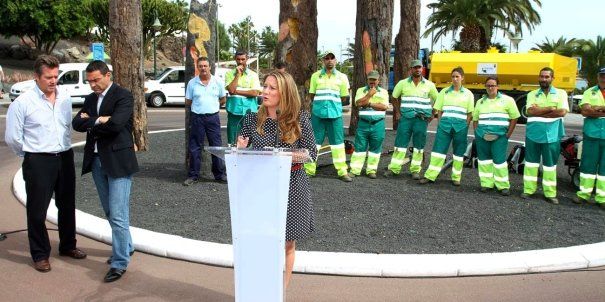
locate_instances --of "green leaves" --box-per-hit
[423,0,542,52]
[227,16,259,56]
[83,0,188,57]
[0,0,93,54]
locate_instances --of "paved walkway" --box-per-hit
[1,119,604,301]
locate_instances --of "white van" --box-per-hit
[9,63,112,105]
[144,66,185,107]
[144,66,231,107]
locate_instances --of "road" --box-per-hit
[1,102,603,301]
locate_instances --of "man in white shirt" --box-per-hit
[183,56,227,185]
[5,55,87,273]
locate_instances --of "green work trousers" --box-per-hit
[350,119,385,175]
[387,117,428,174]
[523,139,560,198]
[577,136,605,203]
[424,126,468,181]
[304,115,348,176]
[475,135,510,190]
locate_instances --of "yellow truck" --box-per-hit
[428,51,578,123]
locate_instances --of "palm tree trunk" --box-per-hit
[351,0,394,135]
[460,25,482,52]
[184,0,217,171]
[109,0,147,151]
[392,0,420,130]
[275,0,318,111]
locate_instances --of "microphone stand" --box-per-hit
[274,109,281,149]
[234,109,252,147]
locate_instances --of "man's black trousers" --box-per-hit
[22,150,77,261]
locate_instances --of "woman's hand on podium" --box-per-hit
[236,135,249,148]
[291,149,310,163]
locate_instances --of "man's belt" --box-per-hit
[360,118,384,125]
[414,113,431,121]
[193,112,219,116]
[25,150,68,156]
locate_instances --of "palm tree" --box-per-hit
[575,36,605,86]
[343,42,355,61]
[532,37,577,57]
[423,0,541,52]
[259,26,277,68]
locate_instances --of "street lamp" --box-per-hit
[152,15,162,78]
[215,3,222,68]
[508,32,522,53]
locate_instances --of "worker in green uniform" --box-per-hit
[419,67,474,185]
[303,51,352,182]
[384,59,438,179]
[225,51,261,145]
[573,67,605,209]
[472,76,520,196]
[349,70,389,179]
[521,67,568,205]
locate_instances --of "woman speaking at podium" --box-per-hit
[237,71,317,287]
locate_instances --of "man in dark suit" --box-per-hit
[72,60,139,283]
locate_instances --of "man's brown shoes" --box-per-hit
[59,248,88,259]
[33,259,51,272]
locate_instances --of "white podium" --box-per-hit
[207,147,311,302]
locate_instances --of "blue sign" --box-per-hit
[573,56,582,71]
[92,43,105,62]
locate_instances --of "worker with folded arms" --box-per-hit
[573,67,605,208]
[521,67,568,205]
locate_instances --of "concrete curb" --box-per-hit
[11,133,605,277]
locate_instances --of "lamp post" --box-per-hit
[215,3,221,69]
[152,15,162,78]
[510,34,522,53]
[507,31,522,53]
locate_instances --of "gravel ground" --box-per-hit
[74,129,605,254]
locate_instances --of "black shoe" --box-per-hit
[215,175,228,183]
[418,178,434,184]
[480,187,492,193]
[520,193,534,200]
[107,250,135,265]
[545,197,559,205]
[383,170,397,178]
[499,189,510,196]
[104,268,126,283]
[182,178,198,186]
[572,196,587,204]
[339,174,353,182]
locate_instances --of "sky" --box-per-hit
[190,0,601,60]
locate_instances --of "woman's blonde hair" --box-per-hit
[256,71,302,144]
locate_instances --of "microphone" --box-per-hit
[235,109,252,146]
[274,109,281,148]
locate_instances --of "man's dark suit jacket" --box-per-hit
[72,83,139,178]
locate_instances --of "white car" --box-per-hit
[9,63,112,105]
[144,66,185,107]
[144,66,230,107]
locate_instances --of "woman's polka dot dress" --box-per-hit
[239,111,317,241]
